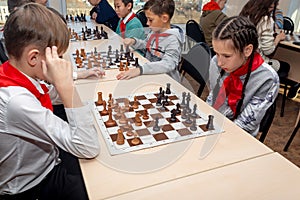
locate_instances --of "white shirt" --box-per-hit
[0,78,100,195]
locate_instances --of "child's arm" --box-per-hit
[42,46,80,108]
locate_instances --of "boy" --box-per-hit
[88,0,120,31]
[116,0,183,82]
[114,0,145,39]
[0,3,100,199]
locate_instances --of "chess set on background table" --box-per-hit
[70,45,141,71]
[89,84,223,155]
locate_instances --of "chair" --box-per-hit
[259,101,277,143]
[180,42,210,97]
[284,109,300,151]
[136,9,148,27]
[283,16,294,35]
[185,19,206,50]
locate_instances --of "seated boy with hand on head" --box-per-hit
[116,0,183,82]
[0,3,99,200]
[114,0,145,39]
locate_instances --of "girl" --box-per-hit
[206,16,279,136]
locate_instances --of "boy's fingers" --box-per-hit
[50,46,59,58]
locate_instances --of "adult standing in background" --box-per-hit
[88,0,120,31]
[200,0,227,47]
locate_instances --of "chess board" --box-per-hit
[89,90,224,155]
[69,25,108,42]
[71,47,138,70]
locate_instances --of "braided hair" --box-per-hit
[212,16,259,119]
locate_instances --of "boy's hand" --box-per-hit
[123,38,136,46]
[77,67,105,79]
[91,12,97,20]
[42,46,73,87]
[116,68,141,80]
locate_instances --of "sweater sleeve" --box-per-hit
[257,17,276,56]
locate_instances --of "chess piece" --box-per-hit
[186,93,191,113]
[87,58,92,69]
[126,127,134,137]
[166,83,171,94]
[133,57,139,67]
[206,115,214,130]
[142,109,149,120]
[132,96,139,109]
[125,61,129,71]
[124,99,130,111]
[175,103,181,115]
[170,109,177,122]
[100,100,109,115]
[96,92,104,105]
[181,92,186,108]
[190,118,197,131]
[163,95,169,106]
[191,104,197,118]
[156,95,162,106]
[153,117,160,131]
[181,108,187,119]
[120,44,124,53]
[131,133,140,145]
[119,61,124,71]
[119,112,127,124]
[105,108,117,127]
[134,113,142,126]
[94,47,97,54]
[185,113,192,124]
[116,129,125,145]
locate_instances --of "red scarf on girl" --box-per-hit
[213,53,264,115]
[120,13,136,38]
[0,61,53,111]
[202,0,221,11]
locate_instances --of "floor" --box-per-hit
[181,73,300,167]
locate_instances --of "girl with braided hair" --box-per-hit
[206,16,279,136]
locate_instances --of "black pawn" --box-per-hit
[134,57,139,67]
[164,95,169,106]
[206,115,214,130]
[156,95,162,106]
[181,92,186,107]
[175,103,181,114]
[191,104,197,118]
[170,109,177,122]
[166,83,171,94]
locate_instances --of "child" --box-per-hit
[88,0,120,31]
[116,0,183,82]
[114,0,145,39]
[0,3,99,199]
[206,16,279,136]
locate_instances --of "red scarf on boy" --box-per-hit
[120,13,136,38]
[0,61,53,111]
[202,0,221,11]
[213,53,264,115]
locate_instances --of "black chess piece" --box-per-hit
[164,96,169,106]
[153,117,160,131]
[120,44,124,53]
[206,115,214,130]
[191,104,197,118]
[175,103,181,115]
[109,57,114,66]
[133,57,139,67]
[82,32,87,41]
[166,83,171,94]
[94,47,97,54]
[156,95,162,106]
[115,50,120,62]
[186,94,191,113]
[190,119,197,131]
[170,109,177,122]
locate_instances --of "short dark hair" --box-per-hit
[4,3,69,60]
[122,0,133,8]
[144,0,175,19]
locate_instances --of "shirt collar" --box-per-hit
[122,11,134,24]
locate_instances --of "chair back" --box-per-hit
[185,19,206,49]
[136,9,148,27]
[180,42,210,97]
[259,101,277,142]
[283,16,294,35]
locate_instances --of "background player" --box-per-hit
[114,0,145,40]
[116,0,183,82]
[206,16,279,136]
[88,0,120,31]
[0,3,100,199]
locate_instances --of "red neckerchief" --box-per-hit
[202,1,221,11]
[120,13,136,38]
[0,61,53,111]
[146,32,170,53]
[213,53,264,115]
